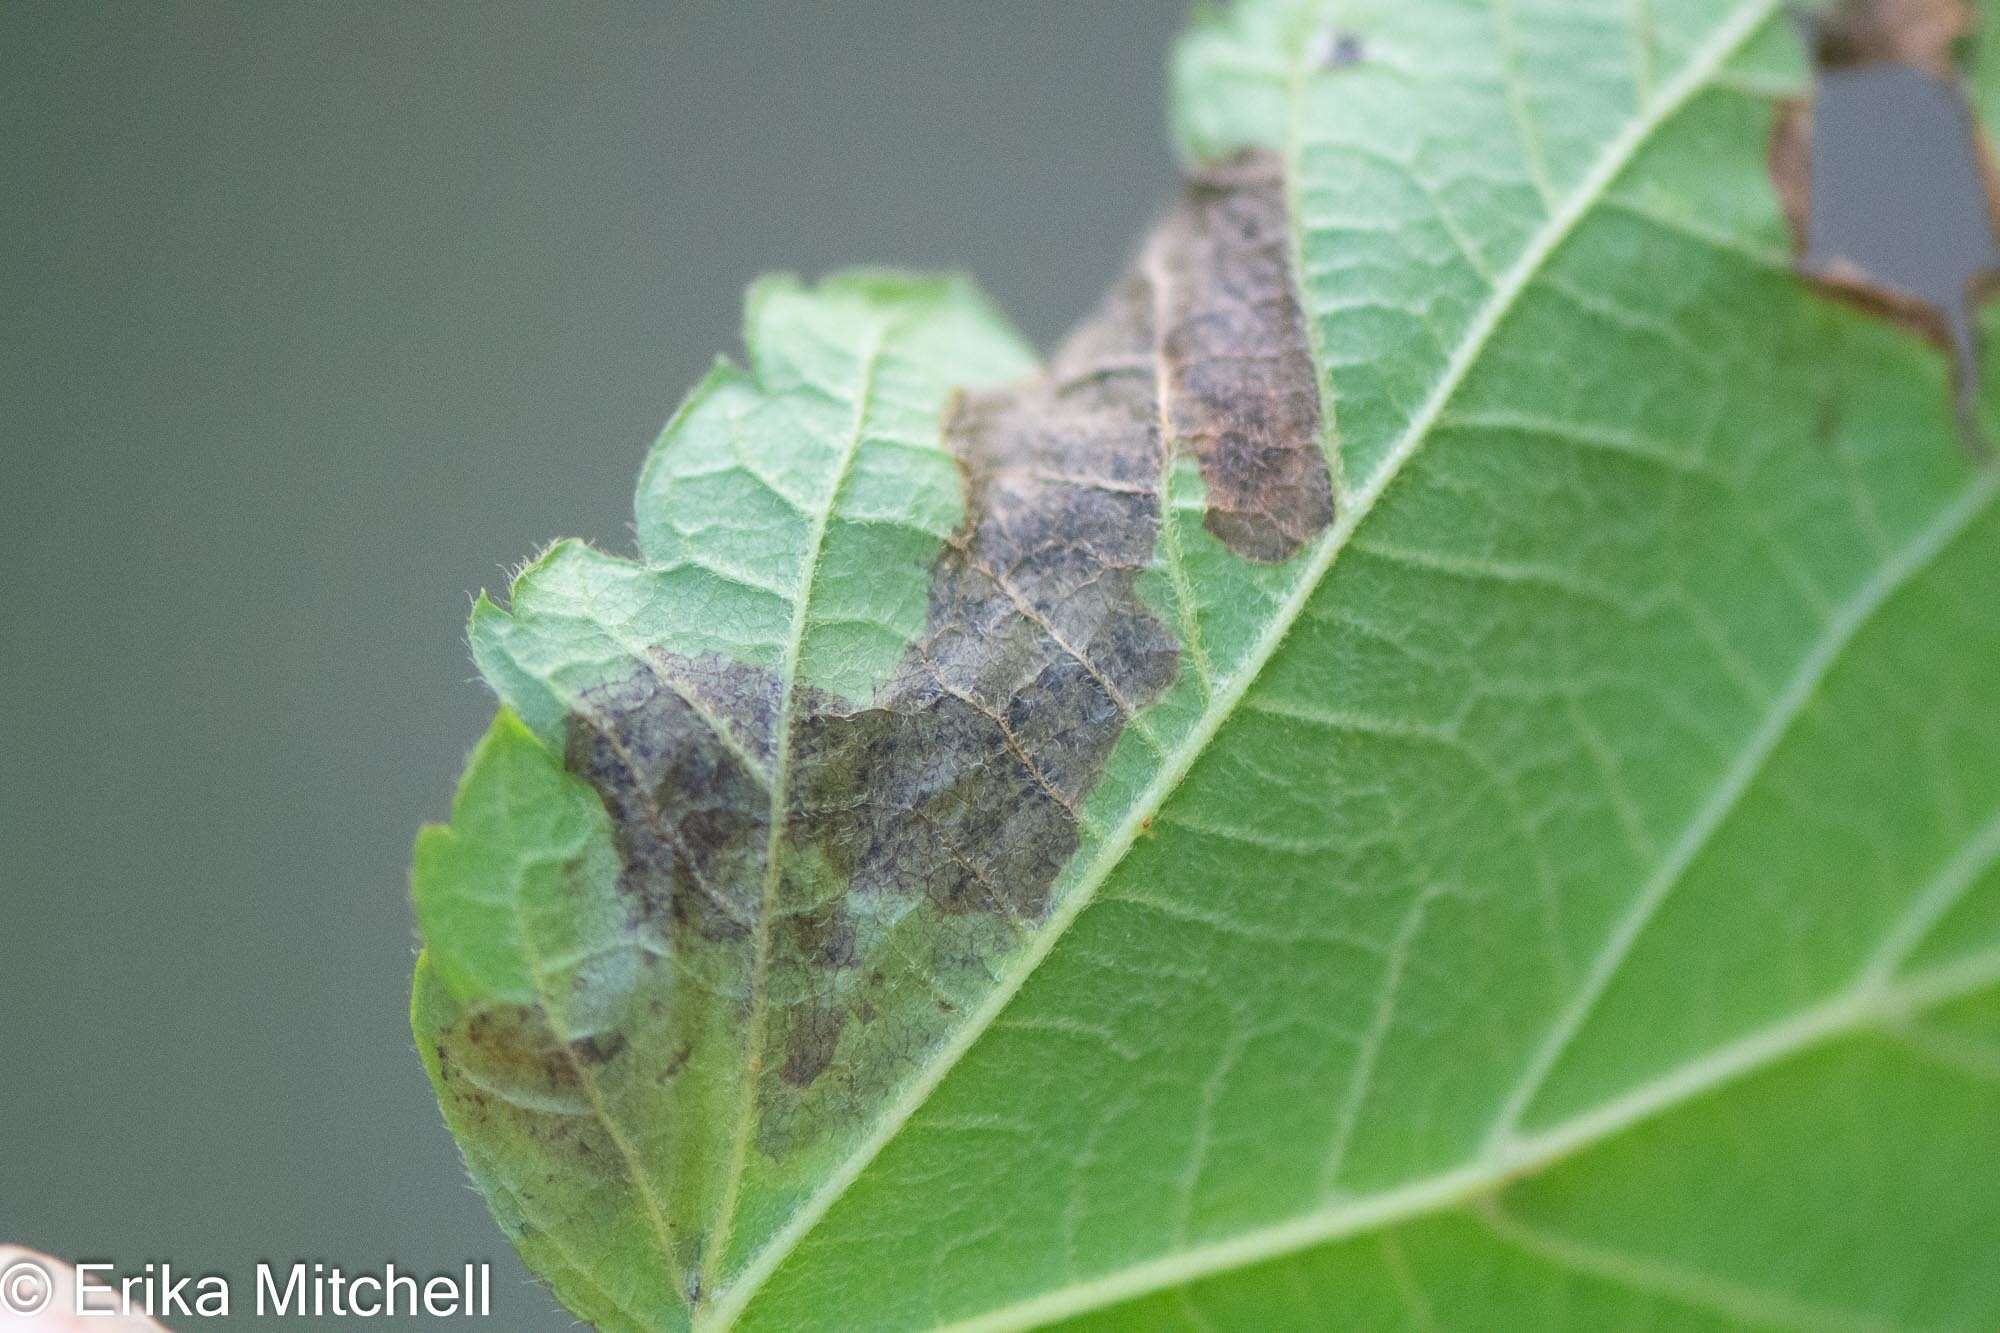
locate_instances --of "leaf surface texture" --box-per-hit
[414,4,2000,1328]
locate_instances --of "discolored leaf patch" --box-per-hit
[1151,150,1333,562]
[416,145,1333,1322]
[540,145,1330,1124]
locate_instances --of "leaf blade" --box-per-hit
[417,2,2000,1328]
[731,2,2000,1326]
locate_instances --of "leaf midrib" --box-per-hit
[706,1,1822,1324]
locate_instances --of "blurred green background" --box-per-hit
[0,3,1179,1324]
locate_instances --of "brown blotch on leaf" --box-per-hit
[789,296,1182,918]
[546,153,1337,1107]
[1150,150,1334,562]
[447,1004,610,1104]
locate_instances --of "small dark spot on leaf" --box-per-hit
[1309,27,1367,71]
[460,1005,583,1094]
[569,1031,627,1067]
[778,903,857,971]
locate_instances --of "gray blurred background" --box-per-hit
[1,3,1181,1324]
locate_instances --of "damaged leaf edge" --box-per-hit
[1774,0,2000,447]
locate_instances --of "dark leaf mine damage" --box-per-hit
[1771,0,2000,443]
[1152,151,1335,561]
[430,149,1331,1290]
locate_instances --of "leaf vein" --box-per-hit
[1487,468,2000,1150]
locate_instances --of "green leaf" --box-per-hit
[415,3,2000,1329]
